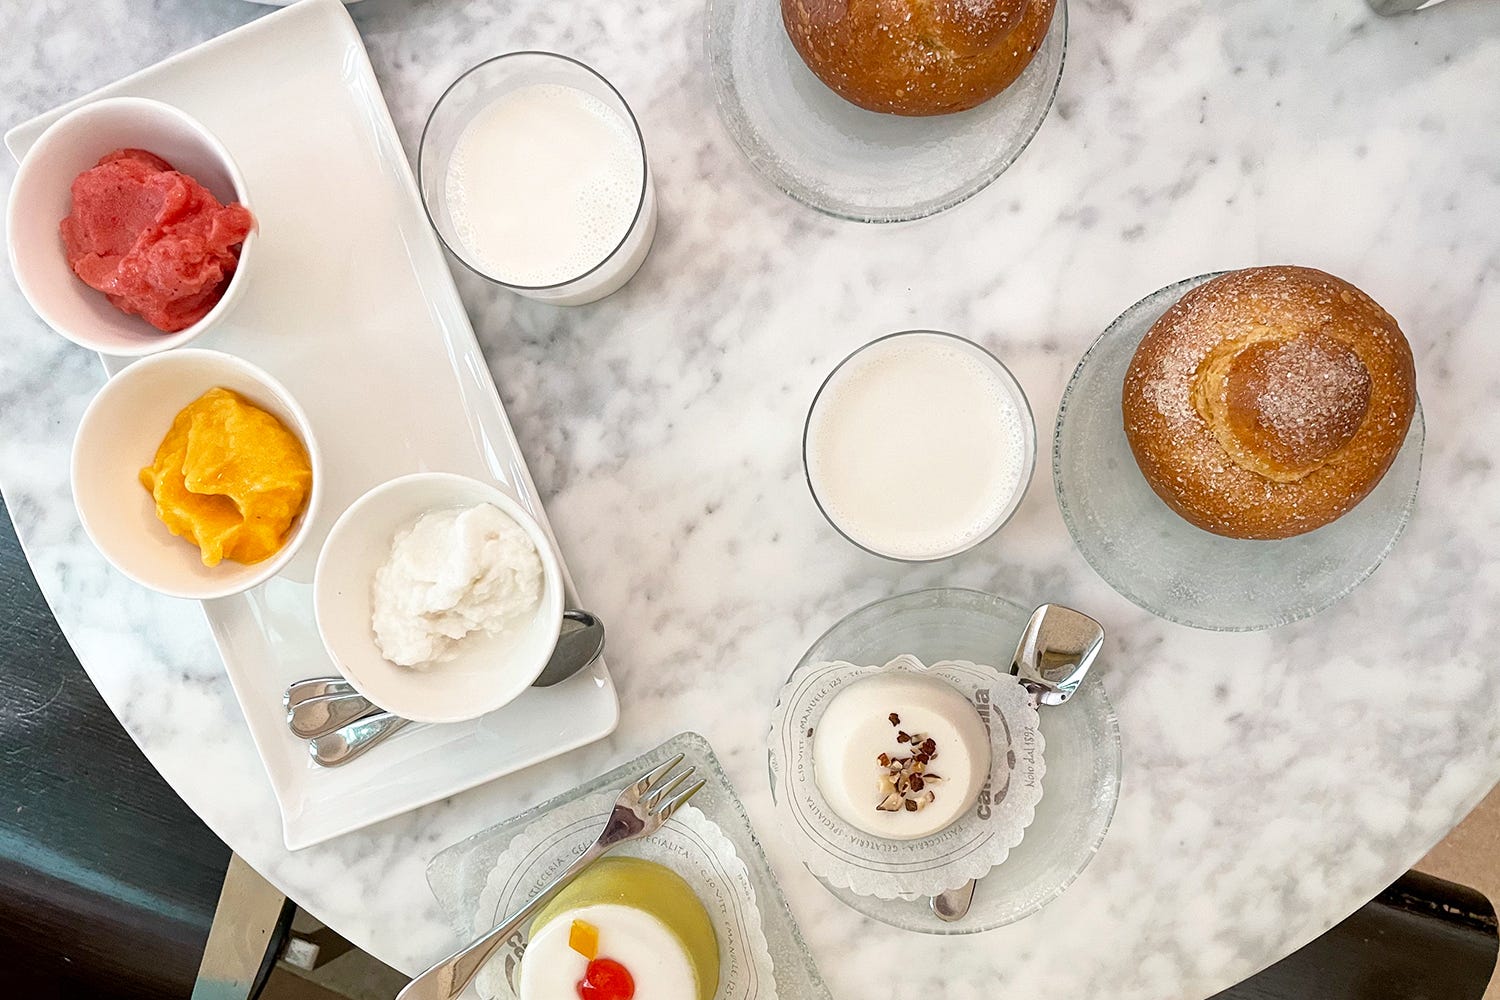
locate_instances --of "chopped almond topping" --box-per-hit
[873,720,945,814]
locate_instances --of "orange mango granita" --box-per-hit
[568,919,600,960]
[139,387,312,566]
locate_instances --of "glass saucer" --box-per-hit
[428,733,835,999]
[1053,273,1425,632]
[706,0,1067,222]
[770,588,1122,934]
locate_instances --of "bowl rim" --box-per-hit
[69,347,323,600]
[312,471,566,724]
[6,95,258,357]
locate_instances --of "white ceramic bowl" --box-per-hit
[313,473,565,725]
[7,96,257,356]
[71,348,322,599]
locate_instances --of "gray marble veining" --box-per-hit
[3,1,1500,998]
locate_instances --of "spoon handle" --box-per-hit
[288,691,379,738]
[930,880,976,922]
[284,677,356,710]
[309,712,409,767]
[932,603,1106,922]
[296,608,605,766]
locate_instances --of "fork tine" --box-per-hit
[645,765,696,811]
[654,778,706,821]
[631,752,685,799]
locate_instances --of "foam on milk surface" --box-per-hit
[445,84,641,286]
[807,336,1028,559]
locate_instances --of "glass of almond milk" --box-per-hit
[418,52,656,306]
[804,331,1037,561]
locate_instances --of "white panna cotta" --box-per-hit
[516,858,719,1000]
[813,672,990,840]
[520,905,698,1000]
[370,503,543,668]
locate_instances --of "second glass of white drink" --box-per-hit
[804,331,1037,561]
[418,52,656,306]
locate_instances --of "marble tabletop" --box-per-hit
[3,0,1500,997]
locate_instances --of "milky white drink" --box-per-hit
[445,82,656,304]
[805,333,1033,560]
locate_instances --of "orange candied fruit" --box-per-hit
[568,919,599,961]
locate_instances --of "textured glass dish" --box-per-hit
[772,588,1121,934]
[1053,273,1425,632]
[428,732,833,1000]
[706,0,1067,222]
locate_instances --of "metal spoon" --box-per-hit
[284,677,355,710]
[285,610,605,739]
[930,603,1106,923]
[288,690,376,738]
[534,609,608,687]
[1010,604,1105,707]
[305,609,605,768]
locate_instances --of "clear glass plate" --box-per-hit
[1053,274,1425,632]
[706,0,1068,223]
[427,732,834,1000]
[770,588,1121,934]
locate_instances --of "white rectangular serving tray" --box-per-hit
[6,0,619,850]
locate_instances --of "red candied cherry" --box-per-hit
[577,957,634,1000]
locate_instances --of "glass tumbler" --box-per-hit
[418,52,657,306]
[803,330,1038,562]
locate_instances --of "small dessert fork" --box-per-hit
[395,753,705,1000]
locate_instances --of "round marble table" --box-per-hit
[3,2,1499,998]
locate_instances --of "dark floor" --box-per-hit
[1214,872,1497,1000]
[0,494,230,999]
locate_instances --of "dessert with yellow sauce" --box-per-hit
[519,858,719,1000]
[139,387,312,566]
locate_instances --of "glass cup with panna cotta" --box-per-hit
[418,52,656,306]
[803,330,1038,561]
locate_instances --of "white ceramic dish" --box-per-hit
[5,0,619,850]
[315,473,565,725]
[71,348,321,600]
[6,97,256,356]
